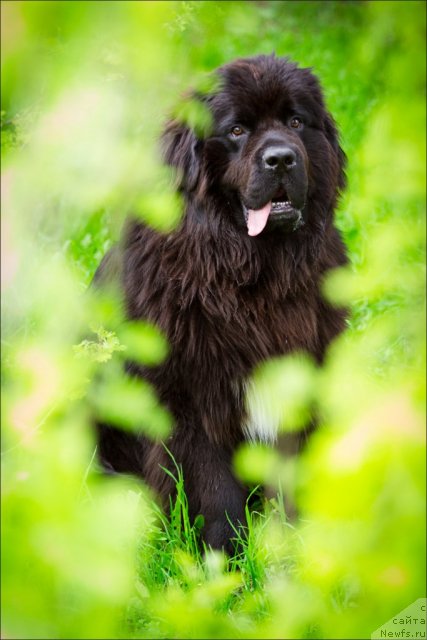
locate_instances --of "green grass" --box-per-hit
[128,474,297,638]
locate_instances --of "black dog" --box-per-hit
[95,55,348,555]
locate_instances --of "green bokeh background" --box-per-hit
[1,2,425,639]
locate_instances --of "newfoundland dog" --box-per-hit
[95,54,348,555]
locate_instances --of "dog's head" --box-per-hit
[161,54,346,237]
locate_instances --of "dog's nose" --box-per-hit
[262,146,297,171]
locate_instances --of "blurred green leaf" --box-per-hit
[234,443,282,485]
[172,95,213,138]
[248,354,316,432]
[118,320,169,366]
[134,190,184,233]
[91,369,172,439]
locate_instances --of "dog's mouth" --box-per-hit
[243,187,305,237]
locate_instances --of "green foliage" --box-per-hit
[117,321,169,367]
[247,354,317,433]
[172,94,214,138]
[1,1,425,639]
[74,327,126,364]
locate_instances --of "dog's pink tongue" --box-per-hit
[246,202,272,236]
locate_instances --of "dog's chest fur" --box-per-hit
[122,221,345,447]
[236,380,281,443]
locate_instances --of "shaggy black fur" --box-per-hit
[95,55,348,555]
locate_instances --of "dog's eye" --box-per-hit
[230,125,245,137]
[290,116,303,129]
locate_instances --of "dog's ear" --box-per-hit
[160,120,202,192]
[324,113,347,191]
